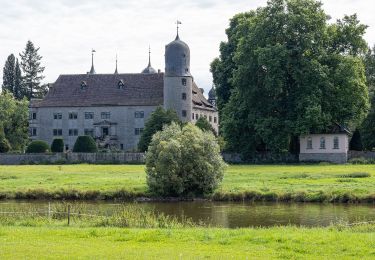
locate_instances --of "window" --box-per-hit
[29,128,37,136]
[53,113,62,120]
[69,112,78,119]
[182,78,187,86]
[85,112,94,119]
[120,144,124,150]
[118,80,125,89]
[192,113,194,120]
[84,129,94,137]
[134,111,144,118]
[320,137,326,149]
[80,81,87,90]
[29,112,37,120]
[214,117,217,123]
[209,116,212,122]
[135,128,144,135]
[196,114,199,119]
[182,93,187,100]
[65,145,69,151]
[182,110,187,117]
[69,129,78,136]
[101,112,110,119]
[307,137,313,149]
[53,129,62,136]
[333,136,339,149]
[204,114,207,119]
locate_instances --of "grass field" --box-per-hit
[0,225,374,259]
[1,164,375,202]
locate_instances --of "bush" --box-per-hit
[26,140,49,153]
[0,137,11,153]
[195,117,217,136]
[73,136,98,153]
[51,138,64,153]
[146,122,226,197]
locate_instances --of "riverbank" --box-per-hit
[1,164,375,202]
[0,224,374,259]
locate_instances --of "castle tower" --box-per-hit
[164,22,192,122]
[208,85,217,106]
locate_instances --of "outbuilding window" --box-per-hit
[85,112,94,119]
[69,112,78,120]
[307,137,313,149]
[320,137,326,149]
[53,113,62,120]
[101,112,110,119]
[333,136,339,149]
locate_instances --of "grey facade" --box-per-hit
[29,33,219,151]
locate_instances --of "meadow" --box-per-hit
[0,164,375,202]
[0,225,374,259]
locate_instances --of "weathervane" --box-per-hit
[90,49,96,74]
[175,20,182,39]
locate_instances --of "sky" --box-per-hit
[0,0,374,95]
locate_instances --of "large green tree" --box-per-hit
[2,54,16,94]
[213,0,369,156]
[0,92,29,151]
[19,41,46,99]
[138,107,180,152]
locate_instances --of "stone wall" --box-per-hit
[299,153,347,164]
[0,153,145,165]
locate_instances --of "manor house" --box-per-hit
[29,30,218,151]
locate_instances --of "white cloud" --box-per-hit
[0,0,374,94]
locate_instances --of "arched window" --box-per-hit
[333,136,339,149]
[320,137,326,149]
[307,137,313,149]
[118,80,125,89]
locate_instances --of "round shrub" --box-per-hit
[0,137,11,153]
[26,140,49,153]
[73,136,98,153]
[51,138,64,153]
[146,122,226,197]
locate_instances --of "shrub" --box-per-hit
[338,172,371,178]
[0,137,11,153]
[195,117,217,136]
[146,122,226,197]
[26,140,49,153]
[73,136,98,153]
[138,107,180,152]
[51,138,64,153]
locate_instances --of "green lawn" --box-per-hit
[0,225,374,259]
[1,164,375,201]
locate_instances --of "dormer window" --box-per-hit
[118,80,125,89]
[80,81,87,90]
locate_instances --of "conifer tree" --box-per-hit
[19,41,45,99]
[14,59,24,100]
[2,54,16,94]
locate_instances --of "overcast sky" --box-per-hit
[0,0,374,95]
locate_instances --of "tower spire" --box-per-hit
[148,46,151,67]
[90,49,96,74]
[114,54,118,74]
[175,20,182,40]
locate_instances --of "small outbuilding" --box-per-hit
[299,123,350,164]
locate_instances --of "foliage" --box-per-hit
[0,92,29,151]
[26,140,49,153]
[0,136,11,153]
[51,138,64,153]
[146,123,226,196]
[2,54,16,94]
[19,40,46,99]
[73,136,98,153]
[195,117,217,136]
[212,0,369,156]
[138,107,180,152]
[349,129,363,151]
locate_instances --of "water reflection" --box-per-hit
[1,200,374,228]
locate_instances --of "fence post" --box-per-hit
[67,205,71,226]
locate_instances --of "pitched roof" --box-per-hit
[31,73,217,112]
[32,73,164,107]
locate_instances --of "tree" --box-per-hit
[0,134,11,153]
[73,136,98,153]
[26,140,49,153]
[146,123,226,197]
[349,129,363,151]
[19,41,46,99]
[0,92,28,151]
[138,107,180,152]
[213,0,369,156]
[2,54,16,94]
[195,117,217,136]
[51,138,64,153]
[14,59,25,100]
